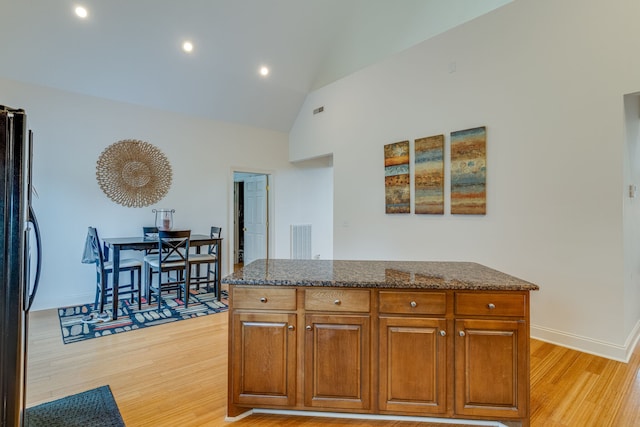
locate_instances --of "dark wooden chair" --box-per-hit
[189,226,221,298]
[142,226,159,253]
[144,230,191,310]
[85,227,142,314]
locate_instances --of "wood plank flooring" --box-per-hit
[26,307,640,426]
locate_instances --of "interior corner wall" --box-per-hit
[623,92,640,350]
[273,156,334,261]
[289,0,640,360]
[0,77,333,311]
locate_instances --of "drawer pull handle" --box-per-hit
[488,303,496,309]
[459,330,466,337]
[288,325,295,331]
[306,325,312,331]
[410,301,417,308]
[334,299,341,305]
[260,297,268,303]
[440,330,446,337]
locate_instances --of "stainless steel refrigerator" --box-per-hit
[0,106,42,426]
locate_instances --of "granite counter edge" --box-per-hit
[221,279,539,291]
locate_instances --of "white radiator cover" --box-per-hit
[290,224,312,259]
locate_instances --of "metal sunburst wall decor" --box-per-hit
[96,139,172,208]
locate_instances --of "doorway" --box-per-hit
[233,171,270,271]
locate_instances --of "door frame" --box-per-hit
[228,167,274,274]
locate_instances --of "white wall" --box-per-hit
[273,155,334,260]
[290,0,640,360]
[624,93,640,346]
[0,77,333,311]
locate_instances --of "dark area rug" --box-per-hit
[58,288,228,344]
[26,385,125,427]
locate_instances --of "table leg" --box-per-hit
[112,246,120,320]
[217,241,222,301]
[196,245,202,290]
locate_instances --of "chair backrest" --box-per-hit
[157,230,191,264]
[143,226,160,254]
[85,226,106,273]
[143,226,159,236]
[209,226,222,255]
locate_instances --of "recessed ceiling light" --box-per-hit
[182,41,194,53]
[259,66,270,77]
[74,6,88,18]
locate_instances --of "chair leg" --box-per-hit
[94,271,100,310]
[100,271,108,314]
[204,264,211,293]
[157,277,162,311]
[184,268,190,308]
[136,267,142,310]
[144,263,151,304]
[130,269,135,305]
[213,265,218,299]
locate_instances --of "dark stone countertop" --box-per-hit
[222,259,539,291]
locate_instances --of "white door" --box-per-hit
[243,174,268,264]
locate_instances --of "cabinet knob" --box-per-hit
[260,297,268,303]
[459,330,466,337]
[334,299,341,305]
[440,330,446,337]
[410,301,417,308]
[306,325,312,331]
[288,325,295,331]
[488,303,496,309]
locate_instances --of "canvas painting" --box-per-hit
[414,134,444,214]
[450,126,486,215]
[384,140,410,213]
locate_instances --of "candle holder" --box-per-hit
[153,208,175,231]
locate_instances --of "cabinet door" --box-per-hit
[455,318,528,419]
[231,312,296,407]
[304,314,370,410]
[379,317,448,415]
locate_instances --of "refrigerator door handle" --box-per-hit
[25,205,41,312]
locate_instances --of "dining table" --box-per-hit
[102,234,223,319]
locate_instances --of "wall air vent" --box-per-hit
[290,224,312,259]
[313,106,324,115]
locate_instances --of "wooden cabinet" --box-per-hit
[378,290,448,415]
[454,292,529,421]
[304,313,370,410]
[228,287,297,413]
[304,288,371,410]
[454,318,527,419]
[379,316,447,414]
[228,286,531,426]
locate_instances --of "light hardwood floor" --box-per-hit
[26,306,640,427]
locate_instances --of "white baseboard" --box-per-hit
[244,409,509,426]
[225,409,254,422]
[30,292,94,312]
[531,320,640,362]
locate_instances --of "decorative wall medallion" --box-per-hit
[96,139,172,208]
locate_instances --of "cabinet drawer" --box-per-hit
[232,287,297,310]
[379,291,447,315]
[305,288,370,312]
[455,292,526,317]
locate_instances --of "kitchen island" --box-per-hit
[223,259,539,426]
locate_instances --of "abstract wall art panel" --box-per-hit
[414,134,444,214]
[450,126,486,215]
[384,140,410,213]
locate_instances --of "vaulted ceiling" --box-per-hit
[0,0,511,132]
